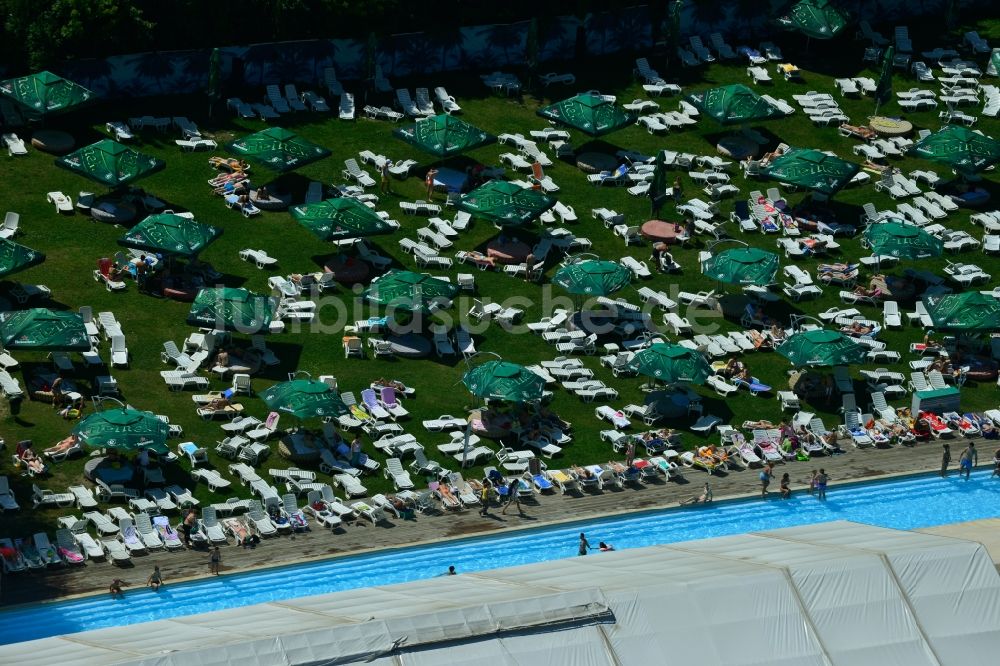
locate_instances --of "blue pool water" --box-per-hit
[2,470,998,645]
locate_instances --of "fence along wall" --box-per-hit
[52,1,985,99]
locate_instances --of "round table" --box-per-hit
[576,152,617,174]
[716,136,758,160]
[641,219,685,244]
[868,116,913,136]
[486,239,531,264]
[324,255,371,284]
[31,130,74,154]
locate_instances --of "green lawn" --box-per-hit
[2,23,1000,537]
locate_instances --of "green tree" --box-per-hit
[0,0,153,70]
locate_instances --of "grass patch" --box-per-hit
[2,24,999,536]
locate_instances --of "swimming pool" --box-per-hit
[2,470,998,645]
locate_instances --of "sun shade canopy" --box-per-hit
[0,308,91,351]
[187,288,274,334]
[923,292,1000,331]
[862,221,943,259]
[458,181,555,227]
[536,93,635,136]
[761,147,860,196]
[908,125,1000,175]
[777,0,849,40]
[73,408,170,454]
[776,328,869,367]
[260,379,349,420]
[118,214,222,258]
[625,343,712,384]
[462,360,545,402]
[0,238,44,280]
[552,259,632,296]
[55,139,164,188]
[363,270,459,313]
[227,127,331,172]
[687,84,787,125]
[394,114,495,157]
[0,70,93,117]
[701,247,779,286]
[291,198,395,241]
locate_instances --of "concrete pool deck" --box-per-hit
[3,437,997,606]
[920,518,1000,565]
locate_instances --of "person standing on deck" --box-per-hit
[960,443,978,480]
[760,464,773,497]
[941,443,951,477]
[815,469,828,500]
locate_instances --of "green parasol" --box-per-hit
[207,48,222,115]
[0,308,91,351]
[625,343,712,385]
[687,84,787,125]
[462,360,545,402]
[777,0,849,40]
[0,70,94,118]
[291,198,395,242]
[665,0,683,59]
[776,329,868,367]
[552,259,632,296]
[649,149,668,204]
[0,238,45,280]
[363,269,459,313]
[260,379,348,420]
[536,93,635,136]
[118,213,222,259]
[227,127,330,172]
[187,288,274,334]
[458,180,555,227]
[73,407,170,454]
[908,125,1000,176]
[923,292,1000,331]
[874,46,894,111]
[862,221,942,259]
[761,147,860,196]
[394,114,495,158]
[55,139,164,188]
[701,247,779,286]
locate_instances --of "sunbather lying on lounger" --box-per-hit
[698,445,729,465]
[841,321,874,336]
[840,124,877,140]
[436,483,461,508]
[205,397,232,411]
[209,156,250,172]
[572,464,594,481]
[44,435,78,458]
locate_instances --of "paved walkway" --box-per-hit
[919,518,1000,565]
[4,438,993,605]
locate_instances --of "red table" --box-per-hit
[641,219,685,244]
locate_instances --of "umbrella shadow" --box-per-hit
[261,172,313,202]
[249,340,304,380]
[702,128,782,155]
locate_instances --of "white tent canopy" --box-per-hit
[5,521,1000,665]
